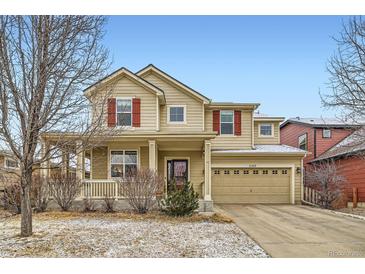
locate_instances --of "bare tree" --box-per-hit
[305,161,346,209]
[120,168,164,214]
[49,173,81,211]
[0,16,110,236]
[322,16,365,124]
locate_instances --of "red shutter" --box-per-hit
[132,98,141,127]
[234,110,241,136]
[107,98,116,127]
[213,110,220,134]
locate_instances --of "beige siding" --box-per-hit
[205,109,253,150]
[92,75,158,131]
[254,121,280,145]
[91,147,108,179]
[141,73,204,132]
[158,151,204,197]
[211,156,302,203]
[140,146,149,169]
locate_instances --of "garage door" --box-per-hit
[212,168,291,204]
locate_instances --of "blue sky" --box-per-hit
[104,16,349,118]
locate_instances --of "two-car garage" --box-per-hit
[212,168,292,204]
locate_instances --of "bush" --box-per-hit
[1,182,21,214]
[49,174,81,211]
[31,175,50,212]
[82,198,96,212]
[103,195,115,213]
[120,168,164,214]
[159,180,199,217]
[305,161,346,209]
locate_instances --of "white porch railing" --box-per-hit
[81,180,124,199]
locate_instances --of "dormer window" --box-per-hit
[168,105,186,123]
[220,110,234,135]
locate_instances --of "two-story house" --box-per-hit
[41,65,306,211]
[280,117,359,166]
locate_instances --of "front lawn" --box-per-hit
[0,210,268,258]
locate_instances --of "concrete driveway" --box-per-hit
[216,204,365,258]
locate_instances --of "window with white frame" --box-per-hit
[220,110,234,135]
[116,99,132,126]
[110,150,137,178]
[5,159,19,169]
[259,123,273,137]
[168,106,185,123]
[323,129,331,138]
[298,133,308,150]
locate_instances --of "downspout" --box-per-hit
[313,127,317,159]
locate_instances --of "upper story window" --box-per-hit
[220,110,234,135]
[110,150,137,178]
[322,129,331,138]
[5,159,19,169]
[168,105,186,123]
[298,133,308,150]
[117,99,132,126]
[259,123,273,137]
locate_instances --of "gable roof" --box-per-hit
[311,128,365,162]
[136,64,211,103]
[280,117,363,129]
[83,67,166,104]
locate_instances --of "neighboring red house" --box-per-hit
[280,117,365,207]
[280,117,357,166]
[311,129,365,207]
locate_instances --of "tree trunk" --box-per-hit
[20,171,33,237]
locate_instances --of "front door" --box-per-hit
[167,159,188,190]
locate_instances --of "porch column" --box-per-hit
[148,140,158,171]
[204,140,212,201]
[40,138,50,180]
[76,141,84,181]
[61,149,69,176]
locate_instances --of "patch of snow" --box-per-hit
[0,214,268,258]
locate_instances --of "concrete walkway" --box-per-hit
[216,204,365,258]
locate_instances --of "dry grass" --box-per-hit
[2,209,233,223]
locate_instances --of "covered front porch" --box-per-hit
[40,133,214,208]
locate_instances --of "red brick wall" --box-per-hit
[315,128,353,156]
[280,123,315,165]
[334,156,365,203]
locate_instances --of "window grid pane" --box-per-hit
[221,123,233,134]
[110,150,138,178]
[169,107,184,122]
[116,99,132,126]
[220,111,234,134]
[260,124,272,136]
